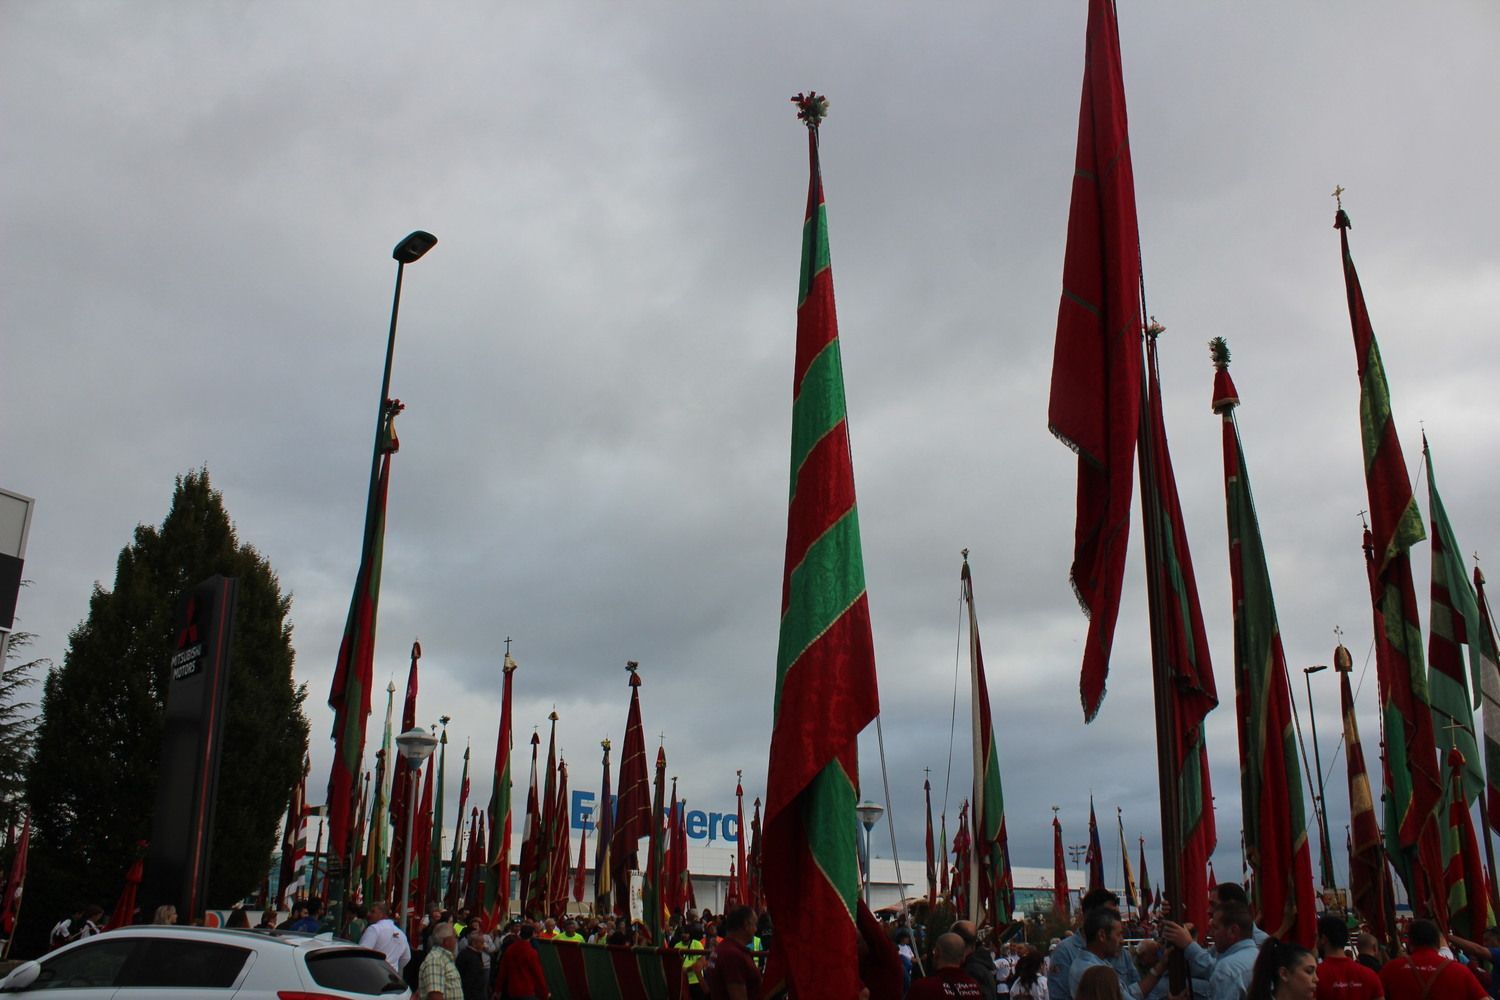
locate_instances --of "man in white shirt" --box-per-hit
[359,900,412,974]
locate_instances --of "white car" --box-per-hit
[0,924,412,999]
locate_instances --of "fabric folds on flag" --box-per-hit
[364,683,395,903]
[611,665,650,917]
[548,760,571,918]
[1144,327,1218,932]
[1477,569,1500,832]
[538,715,559,917]
[485,652,517,922]
[643,748,667,944]
[1138,837,1153,919]
[1118,811,1138,914]
[1052,813,1068,917]
[0,812,29,937]
[429,731,448,909]
[962,554,1014,924]
[950,803,971,919]
[764,93,880,1000]
[327,400,402,860]
[1444,749,1494,939]
[1211,340,1317,946]
[1337,208,1444,919]
[594,741,613,915]
[1085,798,1105,896]
[279,758,309,907]
[388,642,420,905]
[1337,644,1393,948]
[519,732,541,917]
[1048,0,1146,722]
[924,778,937,908]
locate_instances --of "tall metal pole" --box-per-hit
[1303,665,1337,890]
[401,763,418,939]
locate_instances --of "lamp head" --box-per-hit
[396,727,439,768]
[393,231,437,264]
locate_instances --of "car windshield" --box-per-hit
[304,949,408,995]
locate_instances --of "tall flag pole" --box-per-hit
[388,642,420,904]
[326,399,403,870]
[1424,437,1485,799]
[279,756,309,907]
[365,681,395,902]
[414,752,435,910]
[573,816,588,905]
[734,771,747,910]
[429,723,449,908]
[519,731,541,917]
[644,747,668,944]
[538,713,559,916]
[1142,323,1218,934]
[748,796,763,910]
[1051,809,1068,918]
[763,92,881,1000]
[1085,798,1106,896]
[951,802,971,918]
[548,759,571,917]
[594,739,613,915]
[1047,0,1146,724]
[0,811,29,954]
[1476,565,1500,912]
[962,552,1014,924]
[611,663,650,917]
[485,649,518,923]
[1210,338,1317,946]
[938,812,949,901]
[1336,642,1394,949]
[445,741,471,910]
[1119,808,1139,915]
[924,775,938,908]
[1138,836,1153,921]
[664,776,684,917]
[1335,199,1445,920]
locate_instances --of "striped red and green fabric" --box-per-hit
[1211,343,1316,947]
[1137,836,1153,919]
[1444,749,1495,938]
[1085,799,1105,896]
[595,741,614,914]
[961,554,1014,924]
[1424,437,1484,800]
[485,652,517,922]
[537,715,559,916]
[533,939,687,1000]
[1337,646,1392,949]
[924,778,937,908]
[519,732,542,916]
[1119,811,1137,913]
[1048,0,1146,722]
[278,758,308,907]
[445,744,471,910]
[764,94,880,1000]
[1145,330,1217,932]
[549,760,572,917]
[1336,209,1444,919]
[1476,569,1500,831]
[611,666,650,918]
[387,642,420,906]
[363,684,394,903]
[327,401,401,862]
[664,778,684,915]
[1052,814,1068,917]
[429,731,448,908]
[950,802,971,918]
[643,747,667,944]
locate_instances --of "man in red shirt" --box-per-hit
[494,923,550,1000]
[704,906,763,1000]
[1378,919,1485,1000]
[1314,914,1382,999]
[907,932,984,1000]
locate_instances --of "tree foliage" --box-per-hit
[0,627,44,809]
[21,469,309,952]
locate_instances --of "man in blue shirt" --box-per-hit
[1068,907,1172,1000]
[1049,889,1148,1000]
[1178,903,1257,1000]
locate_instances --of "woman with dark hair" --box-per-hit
[1246,938,1317,1000]
[1010,947,1047,999]
[1074,965,1123,1000]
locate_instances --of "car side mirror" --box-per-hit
[0,961,40,991]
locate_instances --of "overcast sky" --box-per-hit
[4,2,1498,890]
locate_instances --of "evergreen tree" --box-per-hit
[0,628,43,809]
[22,469,308,951]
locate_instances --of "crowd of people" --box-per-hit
[892,884,1499,1000]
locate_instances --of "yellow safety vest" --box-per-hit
[676,939,707,983]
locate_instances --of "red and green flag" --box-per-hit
[485,651,518,922]
[1118,809,1138,914]
[1336,642,1394,949]
[363,682,395,903]
[538,713,559,916]
[610,664,650,917]
[429,729,448,908]
[548,759,571,918]
[594,740,614,914]
[572,818,588,905]
[734,772,747,909]
[747,796,763,910]
[1048,0,1146,722]
[961,553,1014,924]
[1144,326,1217,932]
[763,92,880,1000]
[950,802,971,918]
[1211,338,1317,946]
[387,641,420,905]
[664,777,683,916]
[278,756,309,907]
[1477,569,1500,831]
[1444,748,1495,938]
[643,747,667,944]
[327,400,402,862]
[0,812,29,937]
[445,742,470,910]
[519,731,542,917]
[1424,436,1484,799]
[1052,812,1068,918]
[1137,836,1153,919]
[1085,798,1106,896]
[1336,206,1445,919]
[924,777,937,908]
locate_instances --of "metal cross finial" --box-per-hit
[658,731,666,748]
[439,715,451,728]
[1333,185,1345,209]
[961,547,969,560]
[1358,509,1369,530]
[504,636,512,655]
[1334,625,1344,641]
[923,766,931,779]
[1051,805,1060,816]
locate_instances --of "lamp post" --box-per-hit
[396,727,438,938]
[368,231,437,491]
[856,801,884,905]
[1303,664,1336,890]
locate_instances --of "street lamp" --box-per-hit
[370,231,437,474]
[1303,664,1336,890]
[856,801,885,905]
[396,727,438,937]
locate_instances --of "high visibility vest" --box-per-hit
[676,939,707,983]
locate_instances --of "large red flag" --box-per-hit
[518,732,541,917]
[279,757,309,907]
[610,663,650,916]
[0,812,29,939]
[548,760,571,918]
[387,641,420,904]
[1211,340,1317,946]
[747,796,763,910]
[1336,205,1444,919]
[763,93,880,1000]
[108,840,149,930]
[1052,813,1069,918]
[572,820,588,905]
[1444,749,1494,938]
[537,714,559,916]
[1048,0,1146,722]
[1085,799,1106,896]
[412,755,435,917]
[1337,643,1394,948]
[327,401,402,860]
[924,778,937,908]
[485,650,517,923]
[734,772,747,911]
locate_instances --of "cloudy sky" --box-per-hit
[4,2,1498,890]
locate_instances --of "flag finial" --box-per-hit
[791,91,829,129]
[1333,187,1351,230]
[1147,316,1165,339]
[626,660,641,687]
[1332,185,1345,210]
[1210,338,1239,414]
